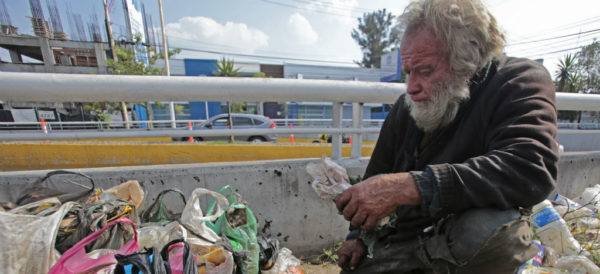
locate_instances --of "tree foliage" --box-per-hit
[102,35,180,124]
[214,57,240,77]
[554,40,600,123]
[351,9,400,68]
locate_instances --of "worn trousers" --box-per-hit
[341,208,537,274]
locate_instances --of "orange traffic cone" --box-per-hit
[289,124,294,143]
[188,121,193,142]
[40,119,48,134]
[349,135,352,144]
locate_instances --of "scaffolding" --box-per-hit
[0,0,17,35]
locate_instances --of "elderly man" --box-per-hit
[336,0,558,273]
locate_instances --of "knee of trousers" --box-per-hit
[425,207,533,267]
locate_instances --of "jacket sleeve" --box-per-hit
[429,59,559,214]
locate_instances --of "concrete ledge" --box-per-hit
[556,151,600,198]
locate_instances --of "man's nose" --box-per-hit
[406,75,421,95]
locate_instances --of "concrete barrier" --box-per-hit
[1,152,599,255]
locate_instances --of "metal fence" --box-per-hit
[1,72,600,159]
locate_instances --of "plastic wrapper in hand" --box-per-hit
[306,156,352,199]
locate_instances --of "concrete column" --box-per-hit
[332,102,343,160]
[39,38,55,72]
[8,48,22,64]
[94,43,108,73]
[351,102,363,159]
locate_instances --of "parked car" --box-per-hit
[179,113,277,142]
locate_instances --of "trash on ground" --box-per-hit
[0,169,304,274]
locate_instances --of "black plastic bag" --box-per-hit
[114,247,169,274]
[16,170,95,206]
[257,234,280,271]
[141,189,187,225]
[160,239,197,274]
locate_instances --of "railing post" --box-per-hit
[351,102,363,159]
[332,102,343,160]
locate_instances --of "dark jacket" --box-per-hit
[365,56,558,226]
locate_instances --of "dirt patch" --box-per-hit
[300,263,340,274]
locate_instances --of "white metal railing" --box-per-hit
[1,72,600,160]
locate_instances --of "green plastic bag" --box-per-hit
[206,185,259,274]
[213,204,260,274]
[141,189,187,225]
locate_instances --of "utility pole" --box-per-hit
[158,0,176,128]
[102,0,130,129]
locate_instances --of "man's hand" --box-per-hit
[336,173,420,230]
[337,238,366,271]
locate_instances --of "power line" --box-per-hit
[176,46,357,65]
[515,16,600,40]
[506,28,600,46]
[507,33,599,56]
[168,31,361,63]
[290,0,374,13]
[259,0,352,18]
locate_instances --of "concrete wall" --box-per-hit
[1,152,599,255]
[555,151,600,199]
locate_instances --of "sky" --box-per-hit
[1,0,600,78]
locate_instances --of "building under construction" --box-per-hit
[0,0,17,35]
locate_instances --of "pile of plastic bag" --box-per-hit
[518,185,600,274]
[0,170,303,274]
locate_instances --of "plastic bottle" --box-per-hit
[531,200,582,256]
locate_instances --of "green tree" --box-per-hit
[351,9,399,68]
[555,53,576,92]
[575,40,600,93]
[555,54,579,122]
[214,57,240,143]
[105,35,180,128]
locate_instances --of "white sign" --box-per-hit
[123,0,149,65]
[37,110,56,120]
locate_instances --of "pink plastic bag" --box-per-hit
[167,242,197,274]
[48,217,139,274]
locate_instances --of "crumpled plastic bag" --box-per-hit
[555,255,600,274]
[0,201,75,273]
[306,155,351,199]
[260,247,302,274]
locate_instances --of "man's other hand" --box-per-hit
[337,238,366,271]
[336,173,420,230]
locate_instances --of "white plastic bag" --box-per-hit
[555,255,600,274]
[0,201,74,273]
[306,155,352,199]
[574,184,600,210]
[138,221,190,249]
[260,247,302,274]
[179,187,229,243]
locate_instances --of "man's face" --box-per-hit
[400,28,470,132]
[400,28,452,104]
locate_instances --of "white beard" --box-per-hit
[404,76,471,133]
